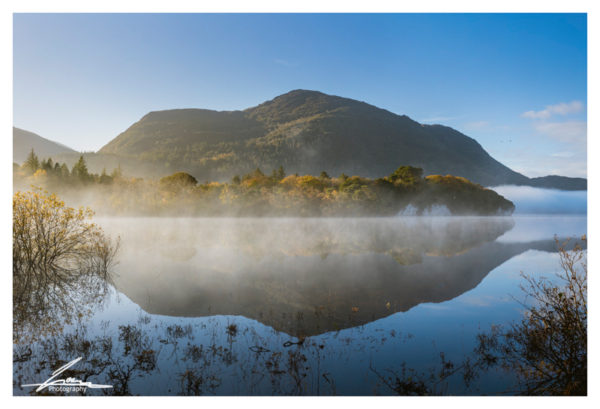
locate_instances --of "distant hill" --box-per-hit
[528,175,587,191]
[13,127,77,164]
[98,90,585,190]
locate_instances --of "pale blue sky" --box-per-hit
[13,13,587,177]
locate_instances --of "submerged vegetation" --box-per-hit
[14,149,514,216]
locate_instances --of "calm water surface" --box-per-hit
[13,215,587,395]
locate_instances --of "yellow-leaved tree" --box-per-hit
[13,188,119,342]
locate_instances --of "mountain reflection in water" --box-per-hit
[13,216,587,395]
[105,217,558,337]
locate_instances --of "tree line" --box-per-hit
[13,149,514,217]
[15,148,123,186]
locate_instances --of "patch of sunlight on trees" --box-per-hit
[13,149,514,217]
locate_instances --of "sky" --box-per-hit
[13,13,587,177]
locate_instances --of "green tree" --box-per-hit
[71,155,91,183]
[159,172,198,191]
[99,168,113,184]
[41,157,54,171]
[59,163,70,179]
[276,165,286,180]
[388,166,424,186]
[243,168,266,182]
[22,149,40,174]
[111,164,123,180]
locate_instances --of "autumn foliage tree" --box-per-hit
[13,188,119,341]
[14,162,515,217]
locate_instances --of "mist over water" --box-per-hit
[497,215,586,243]
[14,209,588,395]
[96,217,518,333]
[493,185,587,214]
[397,204,452,216]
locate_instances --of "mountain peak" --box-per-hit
[95,91,585,190]
[278,89,327,97]
[246,89,388,126]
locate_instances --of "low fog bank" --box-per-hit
[11,182,513,218]
[497,215,587,243]
[13,163,514,217]
[398,204,452,216]
[96,216,516,262]
[97,217,517,334]
[493,185,587,215]
[93,216,584,337]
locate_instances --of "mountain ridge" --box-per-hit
[99,89,585,189]
[14,90,586,190]
[13,127,78,164]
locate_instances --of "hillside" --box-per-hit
[98,90,585,190]
[13,127,77,164]
[528,175,587,190]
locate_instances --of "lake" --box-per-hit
[13,211,587,395]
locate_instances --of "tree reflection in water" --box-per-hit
[13,189,119,343]
[12,265,585,397]
[13,200,586,395]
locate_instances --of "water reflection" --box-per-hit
[101,217,543,336]
[13,216,586,395]
[13,245,116,344]
[15,312,416,396]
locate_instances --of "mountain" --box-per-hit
[98,90,586,190]
[528,175,587,191]
[13,127,77,164]
[21,90,585,190]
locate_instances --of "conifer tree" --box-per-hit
[23,149,40,174]
[71,156,91,183]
